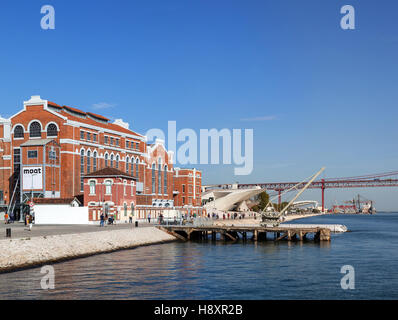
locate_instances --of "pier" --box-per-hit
[158,225,332,242]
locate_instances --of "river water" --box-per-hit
[1,213,397,299]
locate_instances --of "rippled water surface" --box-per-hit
[1,213,398,299]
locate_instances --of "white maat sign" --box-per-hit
[22,166,43,190]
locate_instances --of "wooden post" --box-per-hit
[253,230,258,241]
[298,231,303,241]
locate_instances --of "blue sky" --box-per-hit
[1,0,398,209]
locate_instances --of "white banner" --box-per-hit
[22,166,43,190]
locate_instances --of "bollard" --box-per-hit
[135,221,138,228]
[6,228,11,238]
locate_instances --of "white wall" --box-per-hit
[34,205,89,225]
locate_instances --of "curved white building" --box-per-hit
[202,185,264,212]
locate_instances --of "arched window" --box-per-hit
[110,154,114,168]
[29,121,41,138]
[116,155,119,169]
[47,123,58,137]
[152,163,156,193]
[164,165,168,194]
[105,153,109,167]
[158,163,162,194]
[87,150,91,174]
[80,149,85,191]
[135,158,139,180]
[93,151,97,172]
[89,181,96,194]
[126,157,130,174]
[14,125,24,138]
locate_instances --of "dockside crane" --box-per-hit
[260,167,325,227]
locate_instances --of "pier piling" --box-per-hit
[158,225,332,243]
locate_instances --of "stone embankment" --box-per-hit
[0,227,176,273]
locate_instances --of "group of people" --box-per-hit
[99,213,117,227]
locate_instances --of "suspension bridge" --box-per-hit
[203,170,398,212]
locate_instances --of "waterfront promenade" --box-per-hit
[0,213,333,273]
[0,222,153,239]
[0,224,175,273]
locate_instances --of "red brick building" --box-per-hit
[173,168,202,213]
[83,167,136,223]
[0,95,203,221]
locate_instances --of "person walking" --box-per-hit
[148,212,151,224]
[28,214,33,231]
[4,213,8,224]
[100,213,104,227]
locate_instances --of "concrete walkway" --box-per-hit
[0,221,155,240]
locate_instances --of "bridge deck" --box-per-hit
[158,225,331,242]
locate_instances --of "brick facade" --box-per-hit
[0,95,203,220]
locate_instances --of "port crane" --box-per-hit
[343,194,376,214]
[260,167,325,227]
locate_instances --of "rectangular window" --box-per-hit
[87,132,91,141]
[182,185,185,193]
[13,148,20,173]
[188,185,193,194]
[182,197,185,205]
[110,137,114,145]
[116,139,119,147]
[93,134,97,142]
[28,151,38,159]
[126,141,130,148]
[136,142,139,150]
[80,131,85,140]
[188,197,192,205]
[105,181,112,194]
[104,136,108,144]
